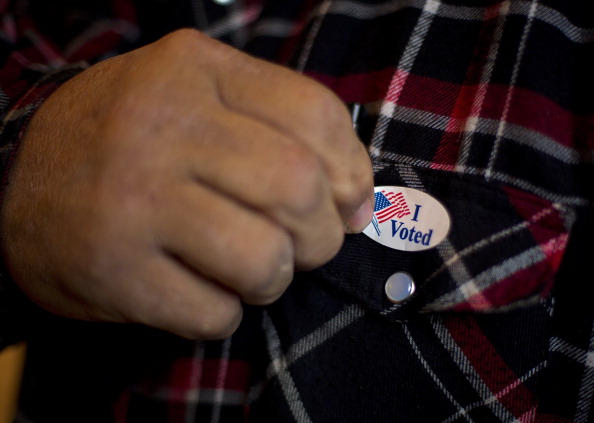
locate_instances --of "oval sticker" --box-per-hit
[363,186,450,252]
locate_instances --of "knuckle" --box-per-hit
[192,306,243,340]
[236,229,294,305]
[274,145,327,216]
[115,275,242,340]
[322,218,346,256]
[160,28,203,50]
[301,81,340,112]
[302,83,351,130]
[297,218,345,270]
[336,158,373,207]
[160,28,238,64]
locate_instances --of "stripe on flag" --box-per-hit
[374,191,411,223]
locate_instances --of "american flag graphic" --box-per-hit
[374,191,411,223]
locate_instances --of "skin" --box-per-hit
[0,29,374,340]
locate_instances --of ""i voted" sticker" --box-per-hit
[363,186,450,252]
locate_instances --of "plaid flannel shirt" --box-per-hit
[1,0,594,422]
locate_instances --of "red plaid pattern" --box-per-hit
[2,0,594,422]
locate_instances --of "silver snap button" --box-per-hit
[212,0,235,5]
[385,272,416,303]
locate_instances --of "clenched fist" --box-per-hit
[0,29,373,339]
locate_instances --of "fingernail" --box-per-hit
[345,194,375,234]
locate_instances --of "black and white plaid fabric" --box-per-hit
[1,0,593,422]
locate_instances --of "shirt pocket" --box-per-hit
[308,165,575,322]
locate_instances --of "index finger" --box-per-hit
[211,50,374,231]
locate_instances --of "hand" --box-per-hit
[0,29,373,339]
